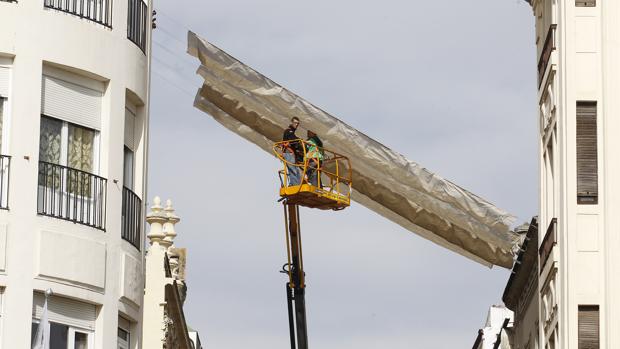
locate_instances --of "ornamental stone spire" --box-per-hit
[162,199,180,249]
[146,196,166,246]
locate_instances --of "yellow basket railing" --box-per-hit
[273,139,352,206]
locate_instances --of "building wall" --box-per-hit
[0,1,151,348]
[514,279,539,349]
[534,0,619,347]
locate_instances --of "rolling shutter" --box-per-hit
[41,75,102,130]
[576,101,598,204]
[0,67,9,97]
[32,292,97,331]
[124,107,136,151]
[578,305,599,349]
[118,316,130,331]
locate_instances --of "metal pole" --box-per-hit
[287,204,309,349]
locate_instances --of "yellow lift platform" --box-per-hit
[273,139,352,349]
[273,139,352,210]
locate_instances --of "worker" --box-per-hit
[305,130,324,186]
[282,117,302,185]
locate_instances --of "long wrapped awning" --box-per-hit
[187,31,521,268]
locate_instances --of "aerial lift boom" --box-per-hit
[274,140,352,349]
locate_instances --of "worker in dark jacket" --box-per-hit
[282,117,302,185]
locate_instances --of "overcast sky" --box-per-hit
[148,1,536,348]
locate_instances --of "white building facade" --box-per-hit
[532,0,619,347]
[0,0,151,348]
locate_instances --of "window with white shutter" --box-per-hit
[32,292,96,330]
[0,66,9,153]
[0,67,9,98]
[578,305,599,349]
[576,102,598,205]
[41,75,102,131]
[31,292,96,349]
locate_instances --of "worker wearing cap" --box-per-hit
[282,117,302,185]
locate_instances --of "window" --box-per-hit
[118,328,129,349]
[39,115,99,196]
[0,65,10,152]
[123,147,134,190]
[124,105,136,190]
[576,102,598,204]
[39,116,98,172]
[38,116,106,228]
[0,98,4,151]
[118,316,130,349]
[31,292,96,349]
[31,321,93,349]
[578,305,599,348]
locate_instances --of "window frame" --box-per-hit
[123,146,135,191]
[576,101,598,205]
[40,115,101,176]
[31,319,94,349]
[118,327,130,349]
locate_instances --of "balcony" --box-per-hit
[37,161,107,230]
[539,218,557,273]
[122,186,141,250]
[44,0,113,28]
[0,155,10,210]
[538,24,557,87]
[127,0,148,52]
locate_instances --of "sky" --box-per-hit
[148,1,537,348]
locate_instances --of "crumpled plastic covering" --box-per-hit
[187,31,521,268]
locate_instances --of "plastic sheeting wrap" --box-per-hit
[187,31,521,268]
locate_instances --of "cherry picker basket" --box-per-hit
[273,139,352,210]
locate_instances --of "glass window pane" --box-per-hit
[123,147,134,190]
[39,116,62,164]
[68,124,95,173]
[118,327,130,349]
[50,322,68,349]
[31,322,38,346]
[75,331,89,349]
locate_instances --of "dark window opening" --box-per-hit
[576,101,598,204]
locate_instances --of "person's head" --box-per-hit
[290,117,300,130]
[307,130,316,139]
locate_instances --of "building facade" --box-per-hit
[143,197,202,349]
[0,0,151,348]
[502,218,539,349]
[472,304,514,349]
[531,0,618,347]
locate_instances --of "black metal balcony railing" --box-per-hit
[127,0,147,52]
[44,0,113,28]
[539,218,557,273]
[538,24,557,87]
[122,186,141,250]
[37,161,107,230]
[0,155,10,210]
